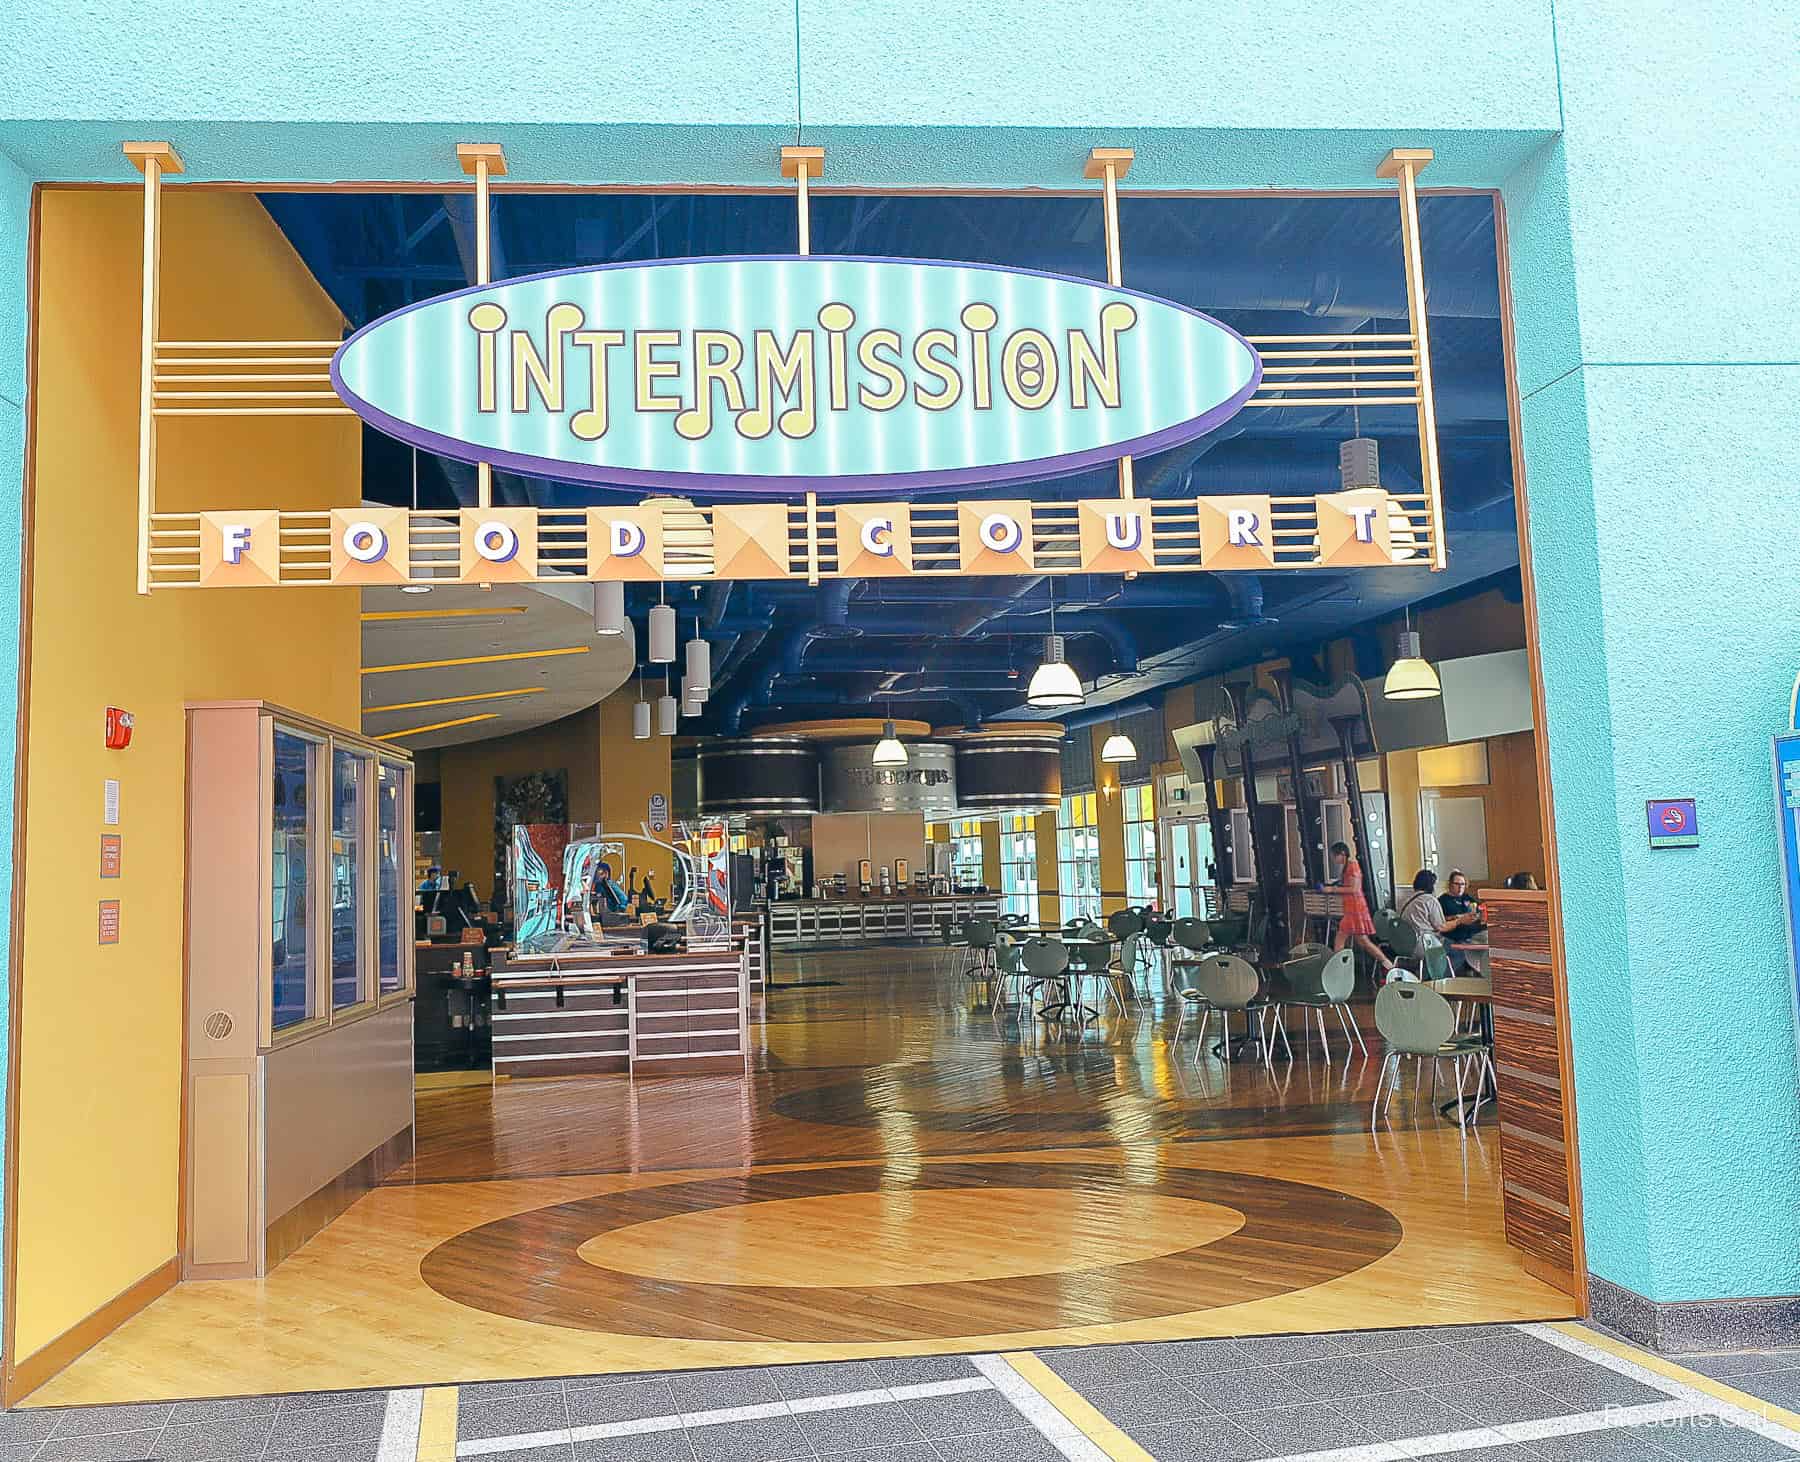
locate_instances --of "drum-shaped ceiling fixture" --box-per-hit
[940,723,1065,814]
[697,737,822,817]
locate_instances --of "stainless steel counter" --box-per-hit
[765,894,1001,950]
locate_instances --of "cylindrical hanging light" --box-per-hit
[685,631,711,697]
[872,719,908,767]
[632,697,651,740]
[647,601,676,663]
[657,689,678,735]
[1027,634,1084,708]
[1384,629,1441,700]
[593,580,626,636]
[681,675,702,716]
[1101,731,1137,763]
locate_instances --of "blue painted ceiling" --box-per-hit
[261,188,1520,732]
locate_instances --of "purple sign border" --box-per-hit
[330,254,1263,500]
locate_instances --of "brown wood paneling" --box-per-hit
[1497,1129,1570,1211]
[1496,1088,1568,1146]
[1503,1188,1575,1275]
[685,1032,744,1056]
[1490,957,1557,1021]
[1484,895,1552,962]
[492,1010,628,1035]
[1493,1013,1562,1083]
[493,1035,630,1058]
[497,1055,629,1079]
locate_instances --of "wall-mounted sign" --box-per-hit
[647,793,669,833]
[100,833,122,878]
[1646,797,1699,849]
[98,899,121,945]
[331,256,1260,497]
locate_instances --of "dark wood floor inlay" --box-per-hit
[419,1159,1403,1341]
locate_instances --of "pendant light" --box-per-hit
[1028,583,1084,709]
[872,699,907,767]
[656,672,678,735]
[632,671,651,740]
[593,580,626,636]
[1384,608,1442,701]
[683,588,711,695]
[1101,708,1136,764]
[648,584,676,664]
[681,674,703,717]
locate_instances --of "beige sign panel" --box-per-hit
[1317,487,1394,567]
[1077,501,1154,575]
[836,503,914,576]
[957,500,1036,575]
[585,505,665,580]
[458,508,538,582]
[1197,495,1277,569]
[198,511,280,587]
[329,508,411,585]
[713,504,791,580]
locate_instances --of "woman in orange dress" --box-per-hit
[1330,841,1396,974]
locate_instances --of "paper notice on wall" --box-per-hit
[103,779,120,826]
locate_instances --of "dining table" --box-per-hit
[1004,927,1115,1023]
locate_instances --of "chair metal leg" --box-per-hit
[1371,1050,1394,1125]
[1193,1006,1211,1065]
[1334,1001,1369,1056]
[1316,1007,1331,1061]
[1173,1000,1188,1045]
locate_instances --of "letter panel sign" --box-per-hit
[837,503,914,575]
[332,256,1260,498]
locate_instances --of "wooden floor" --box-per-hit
[30,947,1575,1405]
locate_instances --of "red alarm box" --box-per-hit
[104,707,134,750]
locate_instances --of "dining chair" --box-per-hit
[936,915,968,977]
[988,931,1026,1013]
[1184,954,1285,1067]
[1019,936,1071,1022]
[1171,916,1213,954]
[1143,915,1174,987]
[1103,932,1146,1014]
[963,918,998,986]
[1371,982,1489,1128]
[1276,946,1367,1058]
[1107,909,1146,940]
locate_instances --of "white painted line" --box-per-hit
[377,1388,422,1462]
[1267,1443,1407,1462]
[1523,1322,1800,1448]
[1496,1398,1700,1443]
[786,1386,895,1413]
[672,1399,791,1429]
[458,1426,576,1456]
[971,1354,1110,1462]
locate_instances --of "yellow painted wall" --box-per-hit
[1034,810,1059,924]
[436,689,673,908]
[15,191,360,1359]
[979,820,1001,889]
[1091,728,1128,916]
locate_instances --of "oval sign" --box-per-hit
[332,256,1261,498]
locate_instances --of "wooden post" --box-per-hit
[125,142,184,595]
[1085,147,1137,506]
[457,144,508,511]
[1376,148,1446,570]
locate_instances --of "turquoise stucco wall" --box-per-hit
[0,0,1795,1316]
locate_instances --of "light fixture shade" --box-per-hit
[1101,732,1137,764]
[400,584,433,595]
[656,693,678,735]
[685,634,711,693]
[632,699,651,740]
[648,602,677,663]
[871,720,908,766]
[1027,634,1084,708]
[1384,630,1442,700]
[681,676,703,716]
[593,580,626,635]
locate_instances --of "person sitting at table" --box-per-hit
[1399,869,1481,949]
[1437,869,1487,971]
[1328,841,1397,976]
[1504,870,1539,890]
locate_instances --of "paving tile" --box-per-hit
[263,1400,388,1452]
[682,1411,810,1462]
[771,1362,888,1401]
[793,1400,923,1456]
[153,1415,277,1462]
[163,1400,281,1427]
[270,1392,384,1414]
[1036,1345,1163,1389]
[894,1389,1020,1439]
[1280,1355,1410,1401]
[1421,1377,1572,1429]
[671,1371,787,1415]
[51,1406,174,1440]
[35,1433,170,1462]
[0,1444,46,1462]
[1332,1386,1481,1443]
[1232,1332,1343,1365]
[866,1356,979,1388]
[1116,1414,1263,1461]
[463,1378,573,1402]
[1187,1363,1318,1413]
[1081,1379,1213,1430]
[494,1446,577,1462]
[1132,1338,1256,1376]
[245,1443,382,1462]
[0,1414,63,1446]
[1528,1424,1688,1460]
[1388,1342,1507,1383]
[572,1432,689,1462]
[1448,1330,1585,1376]
[1628,1417,1800,1460]
[1402,1447,1540,1461]
[809,1446,935,1462]
[1517,1362,1670,1411]
[1231,1399,1381,1455]
[458,1393,572,1441]
[1328,1328,1450,1358]
[927,1429,1068,1461]
[1733,1369,1800,1411]
[1680,1351,1800,1380]
[565,1381,681,1428]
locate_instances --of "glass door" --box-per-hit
[1161,817,1215,919]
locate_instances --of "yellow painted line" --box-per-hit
[1004,1352,1155,1462]
[373,713,500,741]
[362,606,528,622]
[365,686,548,714]
[416,1384,458,1462]
[362,644,591,675]
[1550,1322,1800,1432]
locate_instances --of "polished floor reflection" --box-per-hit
[31,947,1573,1404]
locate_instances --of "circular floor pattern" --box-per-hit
[420,1161,1403,1341]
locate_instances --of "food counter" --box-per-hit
[765,893,1002,950]
[488,945,750,1079]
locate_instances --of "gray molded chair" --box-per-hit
[1019,936,1072,1021]
[1107,909,1146,940]
[1172,917,1213,953]
[1371,982,1490,1128]
[1277,946,1368,1058]
[1418,941,1453,983]
[937,915,969,976]
[988,931,1026,1012]
[1183,954,1286,1067]
[962,918,998,985]
[1104,931,1146,1014]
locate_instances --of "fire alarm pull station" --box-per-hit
[105,707,134,750]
